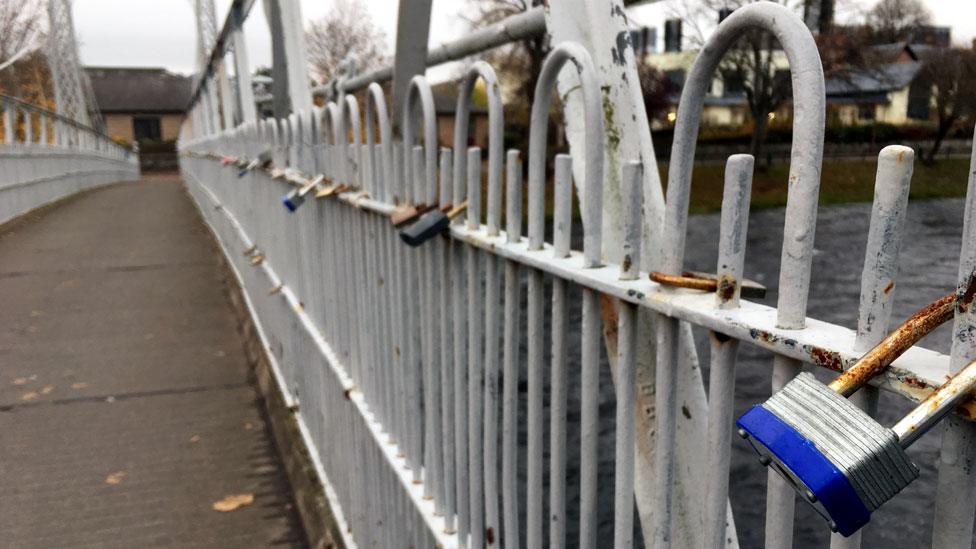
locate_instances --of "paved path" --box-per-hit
[0,174,305,548]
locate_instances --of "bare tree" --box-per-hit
[668,0,801,166]
[865,0,932,43]
[466,0,548,125]
[636,58,677,124]
[304,0,387,86]
[0,0,46,96]
[916,47,976,162]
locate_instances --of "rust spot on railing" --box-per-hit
[486,527,495,545]
[884,281,895,295]
[717,274,737,303]
[810,347,844,372]
[958,269,976,313]
[902,375,928,389]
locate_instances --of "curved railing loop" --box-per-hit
[527,42,605,268]
[402,75,438,208]
[661,1,826,328]
[365,83,393,204]
[452,61,505,234]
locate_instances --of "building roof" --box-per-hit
[825,61,923,97]
[86,67,193,114]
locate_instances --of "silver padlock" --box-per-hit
[737,292,972,536]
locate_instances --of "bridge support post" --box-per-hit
[389,0,432,131]
[264,0,312,117]
[231,3,257,124]
[544,2,736,547]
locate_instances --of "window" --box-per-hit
[907,79,931,120]
[664,19,682,53]
[133,116,161,141]
[629,27,657,55]
[665,69,686,90]
[718,8,734,23]
[858,105,876,121]
[722,71,745,96]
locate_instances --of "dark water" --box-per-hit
[507,197,971,548]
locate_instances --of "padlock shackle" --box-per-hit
[892,357,976,448]
[828,292,955,397]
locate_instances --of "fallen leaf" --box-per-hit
[71,382,89,390]
[105,471,126,485]
[40,385,54,395]
[190,435,201,443]
[12,377,27,386]
[29,310,42,317]
[243,422,253,431]
[21,391,38,401]
[212,493,254,512]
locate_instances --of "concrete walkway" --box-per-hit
[0,174,305,548]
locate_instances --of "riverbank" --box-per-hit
[663,156,972,213]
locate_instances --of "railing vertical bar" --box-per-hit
[501,149,523,549]
[482,164,503,544]
[439,147,457,531]
[579,293,601,549]
[467,146,486,549]
[408,144,425,483]
[419,143,442,507]
[704,154,754,549]
[830,145,913,549]
[453,146,471,541]
[549,154,573,549]
[613,160,642,549]
[931,124,976,549]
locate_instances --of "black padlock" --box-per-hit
[399,202,467,247]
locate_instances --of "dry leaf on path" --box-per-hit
[71,382,89,390]
[21,392,38,401]
[40,385,54,395]
[243,422,253,431]
[105,471,126,485]
[212,493,254,512]
[189,435,201,443]
[12,377,27,385]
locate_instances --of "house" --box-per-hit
[86,67,192,145]
[430,81,489,149]
[825,42,935,125]
[630,3,795,129]
[628,2,947,130]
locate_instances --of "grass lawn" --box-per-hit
[663,156,973,214]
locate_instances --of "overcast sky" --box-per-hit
[74,0,976,81]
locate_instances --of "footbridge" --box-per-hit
[2,1,976,549]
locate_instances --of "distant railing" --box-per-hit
[179,2,976,548]
[0,94,140,225]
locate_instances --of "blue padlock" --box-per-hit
[737,293,974,536]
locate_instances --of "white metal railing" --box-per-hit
[0,94,140,225]
[179,2,976,548]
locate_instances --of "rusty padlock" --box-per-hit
[736,292,966,536]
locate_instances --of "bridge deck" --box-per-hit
[0,175,305,548]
